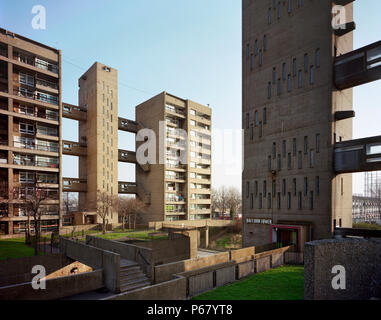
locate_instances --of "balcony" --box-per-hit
[36,78,59,94]
[0,47,7,58]
[334,40,381,90]
[63,178,87,192]
[118,182,137,194]
[334,135,381,173]
[63,140,87,156]
[118,149,136,163]
[13,53,58,75]
[13,88,58,106]
[14,188,59,201]
[118,117,139,133]
[62,103,87,121]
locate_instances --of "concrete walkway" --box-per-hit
[197,248,220,258]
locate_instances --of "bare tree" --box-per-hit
[212,186,228,218]
[226,187,242,220]
[118,197,146,231]
[62,192,77,215]
[95,190,118,234]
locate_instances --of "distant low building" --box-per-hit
[352,195,381,225]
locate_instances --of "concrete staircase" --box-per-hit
[120,259,151,293]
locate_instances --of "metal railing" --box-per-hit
[36,78,58,90]
[14,88,58,106]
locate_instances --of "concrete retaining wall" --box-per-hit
[154,252,230,284]
[106,275,187,300]
[304,238,381,300]
[216,265,236,287]
[0,254,71,287]
[230,246,255,262]
[86,235,153,280]
[59,237,120,292]
[0,269,103,300]
[237,260,254,279]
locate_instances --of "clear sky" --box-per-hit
[0,0,380,195]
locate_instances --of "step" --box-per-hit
[120,276,149,286]
[120,268,143,276]
[120,265,140,272]
[120,272,146,281]
[120,281,151,292]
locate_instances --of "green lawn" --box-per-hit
[0,237,35,260]
[192,265,304,300]
[353,222,381,230]
[97,230,168,241]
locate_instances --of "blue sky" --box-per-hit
[0,0,380,194]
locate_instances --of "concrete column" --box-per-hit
[8,220,13,235]
[205,225,209,248]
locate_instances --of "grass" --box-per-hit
[97,230,168,241]
[192,265,304,300]
[0,237,35,260]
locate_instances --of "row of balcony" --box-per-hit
[12,87,59,106]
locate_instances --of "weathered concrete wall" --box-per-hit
[44,261,92,280]
[154,252,230,284]
[134,236,190,265]
[0,269,103,300]
[305,238,381,300]
[0,254,71,287]
[237,260,255,279]
[255,256,271,273]
[59,237,120,292]
[188,271,214,297]
[216,265,236,287]
[230,246,255,262]
[106,275,187,300]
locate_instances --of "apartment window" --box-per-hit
[19,73,34,86]
[287,74,292,92]
[19,123,34,135]
[287,192,291,209]
[246,113,250,129]
[277,1,281,19]
[341,178,344,196]
[310,65,315,84]
[310,191,314,210]
[304,177,308,196]
[190,109,196,116]
[282,63,286,80]
[316,48,321,67]
[263,108,267,124]
[277,192,281,209]
[282,179,286,196]
[277,154,282,171]
[293,58,297,77]
[310,149,315,168]
[255,39,258,55]
[20,172,34,183]
[282,140,286,157]
[263,35,267,51]
[272,180,276,196]
[259,193,263,209]
[250,124,254,140]
[288,153,292,169]
[288,0,292,13]
[298,151,302,169]
[293,178,297,196]
[255,111,259,126]
[259,121,263,137]
[246,181,250,198]
[316,176,320,195]
[277,78,281,96]
[267,82,271,99]
[272,68,276,84]
[250,193,254,209]
[304,136,308,154]
[293,138,297,156]
[19,105,34,116]
[272,142,276,159]
[268,8,272,25]
[259,49,263,66]
[255,181,258,196]
[263,180,267,196]
[304,54,309,72]
[316,134,321,153]
[250,54,255,70]
[298,70,302,88]
[298,0,302,7]
[298,192,302,209]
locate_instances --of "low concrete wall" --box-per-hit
[216,265,236,287]
[255,256,271,273]
[59,237,120,293]
[189,271,214,297]
[237,260,254,279]
[304,238,381,300]
[230,246,255,262]
[106,275,187,300]
[0,254,71,287]
[0,269,103,300]
[134,236,190,265]
[86,235,153,280]
[154,252,230,284]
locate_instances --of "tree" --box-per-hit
[226,187,242,220]
[62,192,77,215]
[95,190,118,234]
[118,196,146,231]
[20,187,52,255]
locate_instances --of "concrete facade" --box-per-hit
[242,0,354,250]
[0,28,62,235]
[136,92,212,224]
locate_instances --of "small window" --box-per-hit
[263,180,267,196]
[287,193,291,209]
[250,124,254,140]
[277,78,281,96]
[277,154,282,171]
[246,181,250,198]
[277,1,281,19]
[293,178,297,196]
[298,0,302,7]
[259,193,263,209]
[316,176,320,195]
[304,54,309,72]
[268,8,272,25]
[310,149,315,168]
[316,48,320,67]
[272,180,276,196]
[282,140,286,157]
[316,133,321,153]
[298,192,302,209]
[272,142,276,159]
[287,74,292,92]
[298,151,303,169]
[288,0,292,13]
[282,63,286,80]
[255,181,258,196]
[259,49,263,66]
[310,191,314,210]
[298,70,302,88]
[250,193,254,209]
[250,54,255,70]
[282,179,286,196]
[268,82,272,99]
[268,193,272,209]
[304,177,308,196]
[263,108,267,124]
[293,58,297,77]
[255,39,258,55]
[277,192,281,209]
[263,35,267,51]
[310,65,315,84]
[259,121,263,137]
[272,67,276,84]
[255,110,259,126]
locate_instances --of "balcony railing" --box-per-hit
[14,88,59,106]
[14,53,58,74]
[36,78,58,90]
[0,47,7,58]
